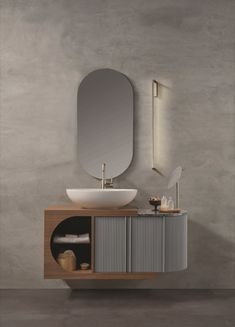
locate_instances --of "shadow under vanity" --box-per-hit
[44,206,187,280]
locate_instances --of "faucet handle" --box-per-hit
[105,178,114,189]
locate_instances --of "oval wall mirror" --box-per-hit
[77,69,134,179]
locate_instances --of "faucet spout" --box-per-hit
[101,163,114,189]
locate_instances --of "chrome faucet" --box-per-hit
[101,163,114,189]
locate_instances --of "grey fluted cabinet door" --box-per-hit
[131,217,163,272]
[94,214,187,273]
[165,213,187,272]
[95,217,127,272]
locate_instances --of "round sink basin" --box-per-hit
[66,188,137,209]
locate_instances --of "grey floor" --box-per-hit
[0,290,235,327]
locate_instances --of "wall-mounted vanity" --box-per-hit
[44,206,187,279]
[44,68,188,281]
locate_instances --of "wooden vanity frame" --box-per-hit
[44,205,156,280]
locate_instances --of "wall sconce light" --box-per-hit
[152,80,161,174]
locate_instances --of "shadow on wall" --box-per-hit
[185,220,235,289]
[126,81,173,177]
[65,219,235,289]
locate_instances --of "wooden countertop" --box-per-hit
[45,204,138,216]
[45,205,187,217]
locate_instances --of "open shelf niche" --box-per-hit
[50,216,92,273]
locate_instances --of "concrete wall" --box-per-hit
[0,0,234,288]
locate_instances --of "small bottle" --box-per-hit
[161,196,168,209]
[167,197,174,210]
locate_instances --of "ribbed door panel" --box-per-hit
[94,215,187,273]
[165,214,187,271]
[95,217,126,272]
[131,217,163,272]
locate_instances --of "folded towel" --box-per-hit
[53,233,90,244]
[65,234,78,238]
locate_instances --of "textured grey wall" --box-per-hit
[0,0,234,289]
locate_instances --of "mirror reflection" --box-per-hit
[77,69,134,179]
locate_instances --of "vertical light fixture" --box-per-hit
[152,80,160,173]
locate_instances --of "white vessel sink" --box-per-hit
[66,188,137,209]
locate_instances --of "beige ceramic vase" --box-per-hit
[57,250,77,272]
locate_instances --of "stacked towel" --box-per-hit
[53,233,90,244]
